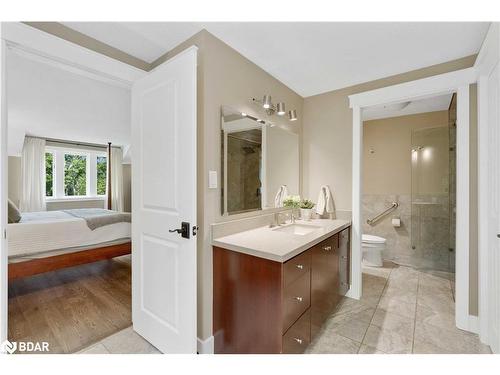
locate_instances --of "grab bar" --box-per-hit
[366,202,399,225]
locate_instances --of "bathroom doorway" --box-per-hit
[361,94,457,282]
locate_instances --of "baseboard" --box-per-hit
[345,286,360,300]
[467,315,479,334]
[197,335,214,354]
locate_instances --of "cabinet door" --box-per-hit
[339,228,350,296]
[311,234,340,338]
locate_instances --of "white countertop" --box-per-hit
[212,219,351,263]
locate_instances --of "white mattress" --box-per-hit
[8,211,131,258]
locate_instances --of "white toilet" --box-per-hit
[362,234,386,267]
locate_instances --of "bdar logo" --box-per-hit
[1,340,17,354]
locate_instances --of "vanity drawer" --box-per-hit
[316,234,339,254]
[283,271,311,333]
[283,250,311,287]
[282,309,311,354]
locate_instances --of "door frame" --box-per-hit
[348,67,478,333]
[1,25,8,345]
[0,22,147,346]
[475,22,500,352]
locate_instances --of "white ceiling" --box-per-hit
[363,94,453,121]
[61,22,204,63]
[62,22,489,97]
[7,50,130,156]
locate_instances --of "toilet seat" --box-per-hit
[362,234,386,244]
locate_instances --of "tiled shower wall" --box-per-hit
[363,194,453,272]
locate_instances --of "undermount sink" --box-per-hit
[273,223,321,236]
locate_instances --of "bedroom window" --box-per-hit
[45,152,54,197]
[96,156,107,196]
[64,153,87,196]
[45,146,107,201]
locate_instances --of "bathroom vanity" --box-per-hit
[212,219,351,354]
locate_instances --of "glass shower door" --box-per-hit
[410,126,453,273]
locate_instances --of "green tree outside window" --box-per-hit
[97,156,107,195]
[45,152,53,197]
[64,154,87,196]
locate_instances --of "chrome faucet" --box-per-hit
[269,211,286,227]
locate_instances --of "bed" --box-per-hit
[8,209,131,280]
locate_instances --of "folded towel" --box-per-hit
[274,185,289,208]
[316,185,335,215]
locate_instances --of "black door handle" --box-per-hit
[169,222,190,239]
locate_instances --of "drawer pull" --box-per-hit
[323,245,332,251]
[293,296,303,302]
[341,255,348,260]
[296,264,304,270]
[293,337,303,345]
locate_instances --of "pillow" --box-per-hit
[8,199,21,223]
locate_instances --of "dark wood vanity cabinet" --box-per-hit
[213,226,351,354]
[311,235,341,338]
[339,228,350,296]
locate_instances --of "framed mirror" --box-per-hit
[221,106,299,215]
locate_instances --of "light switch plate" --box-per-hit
[208,170,218,189]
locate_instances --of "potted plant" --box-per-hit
[299,199,315,221]
[283,195,301,223]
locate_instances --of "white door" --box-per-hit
[0,27,8,345]
[131,47,197,354]
[487,62,500,354]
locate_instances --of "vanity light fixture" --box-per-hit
[276,102,286,115]
[252,95,298,122]
[262,95,272,109]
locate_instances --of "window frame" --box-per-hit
[45,145,107,202]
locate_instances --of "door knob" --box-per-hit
[169,222,190,239]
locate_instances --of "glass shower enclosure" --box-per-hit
[410,125,455,273]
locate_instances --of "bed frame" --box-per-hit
[8,142,132,281]
[8,242,131,280]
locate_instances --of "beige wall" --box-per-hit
[303,58,479,316]
[363,111,449,195]
[302,55,476,208]
[153,30,303,340]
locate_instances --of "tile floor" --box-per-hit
[79,262,491,355]
[78,326,160,354]
[306,262,491,354]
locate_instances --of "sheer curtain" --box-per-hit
[19,137,46,212]
[110,147,124,212]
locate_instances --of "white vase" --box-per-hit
[300,208,313,221]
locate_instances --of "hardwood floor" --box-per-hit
[8,255,131,354]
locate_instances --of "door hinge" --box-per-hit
[3,228,6,239]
